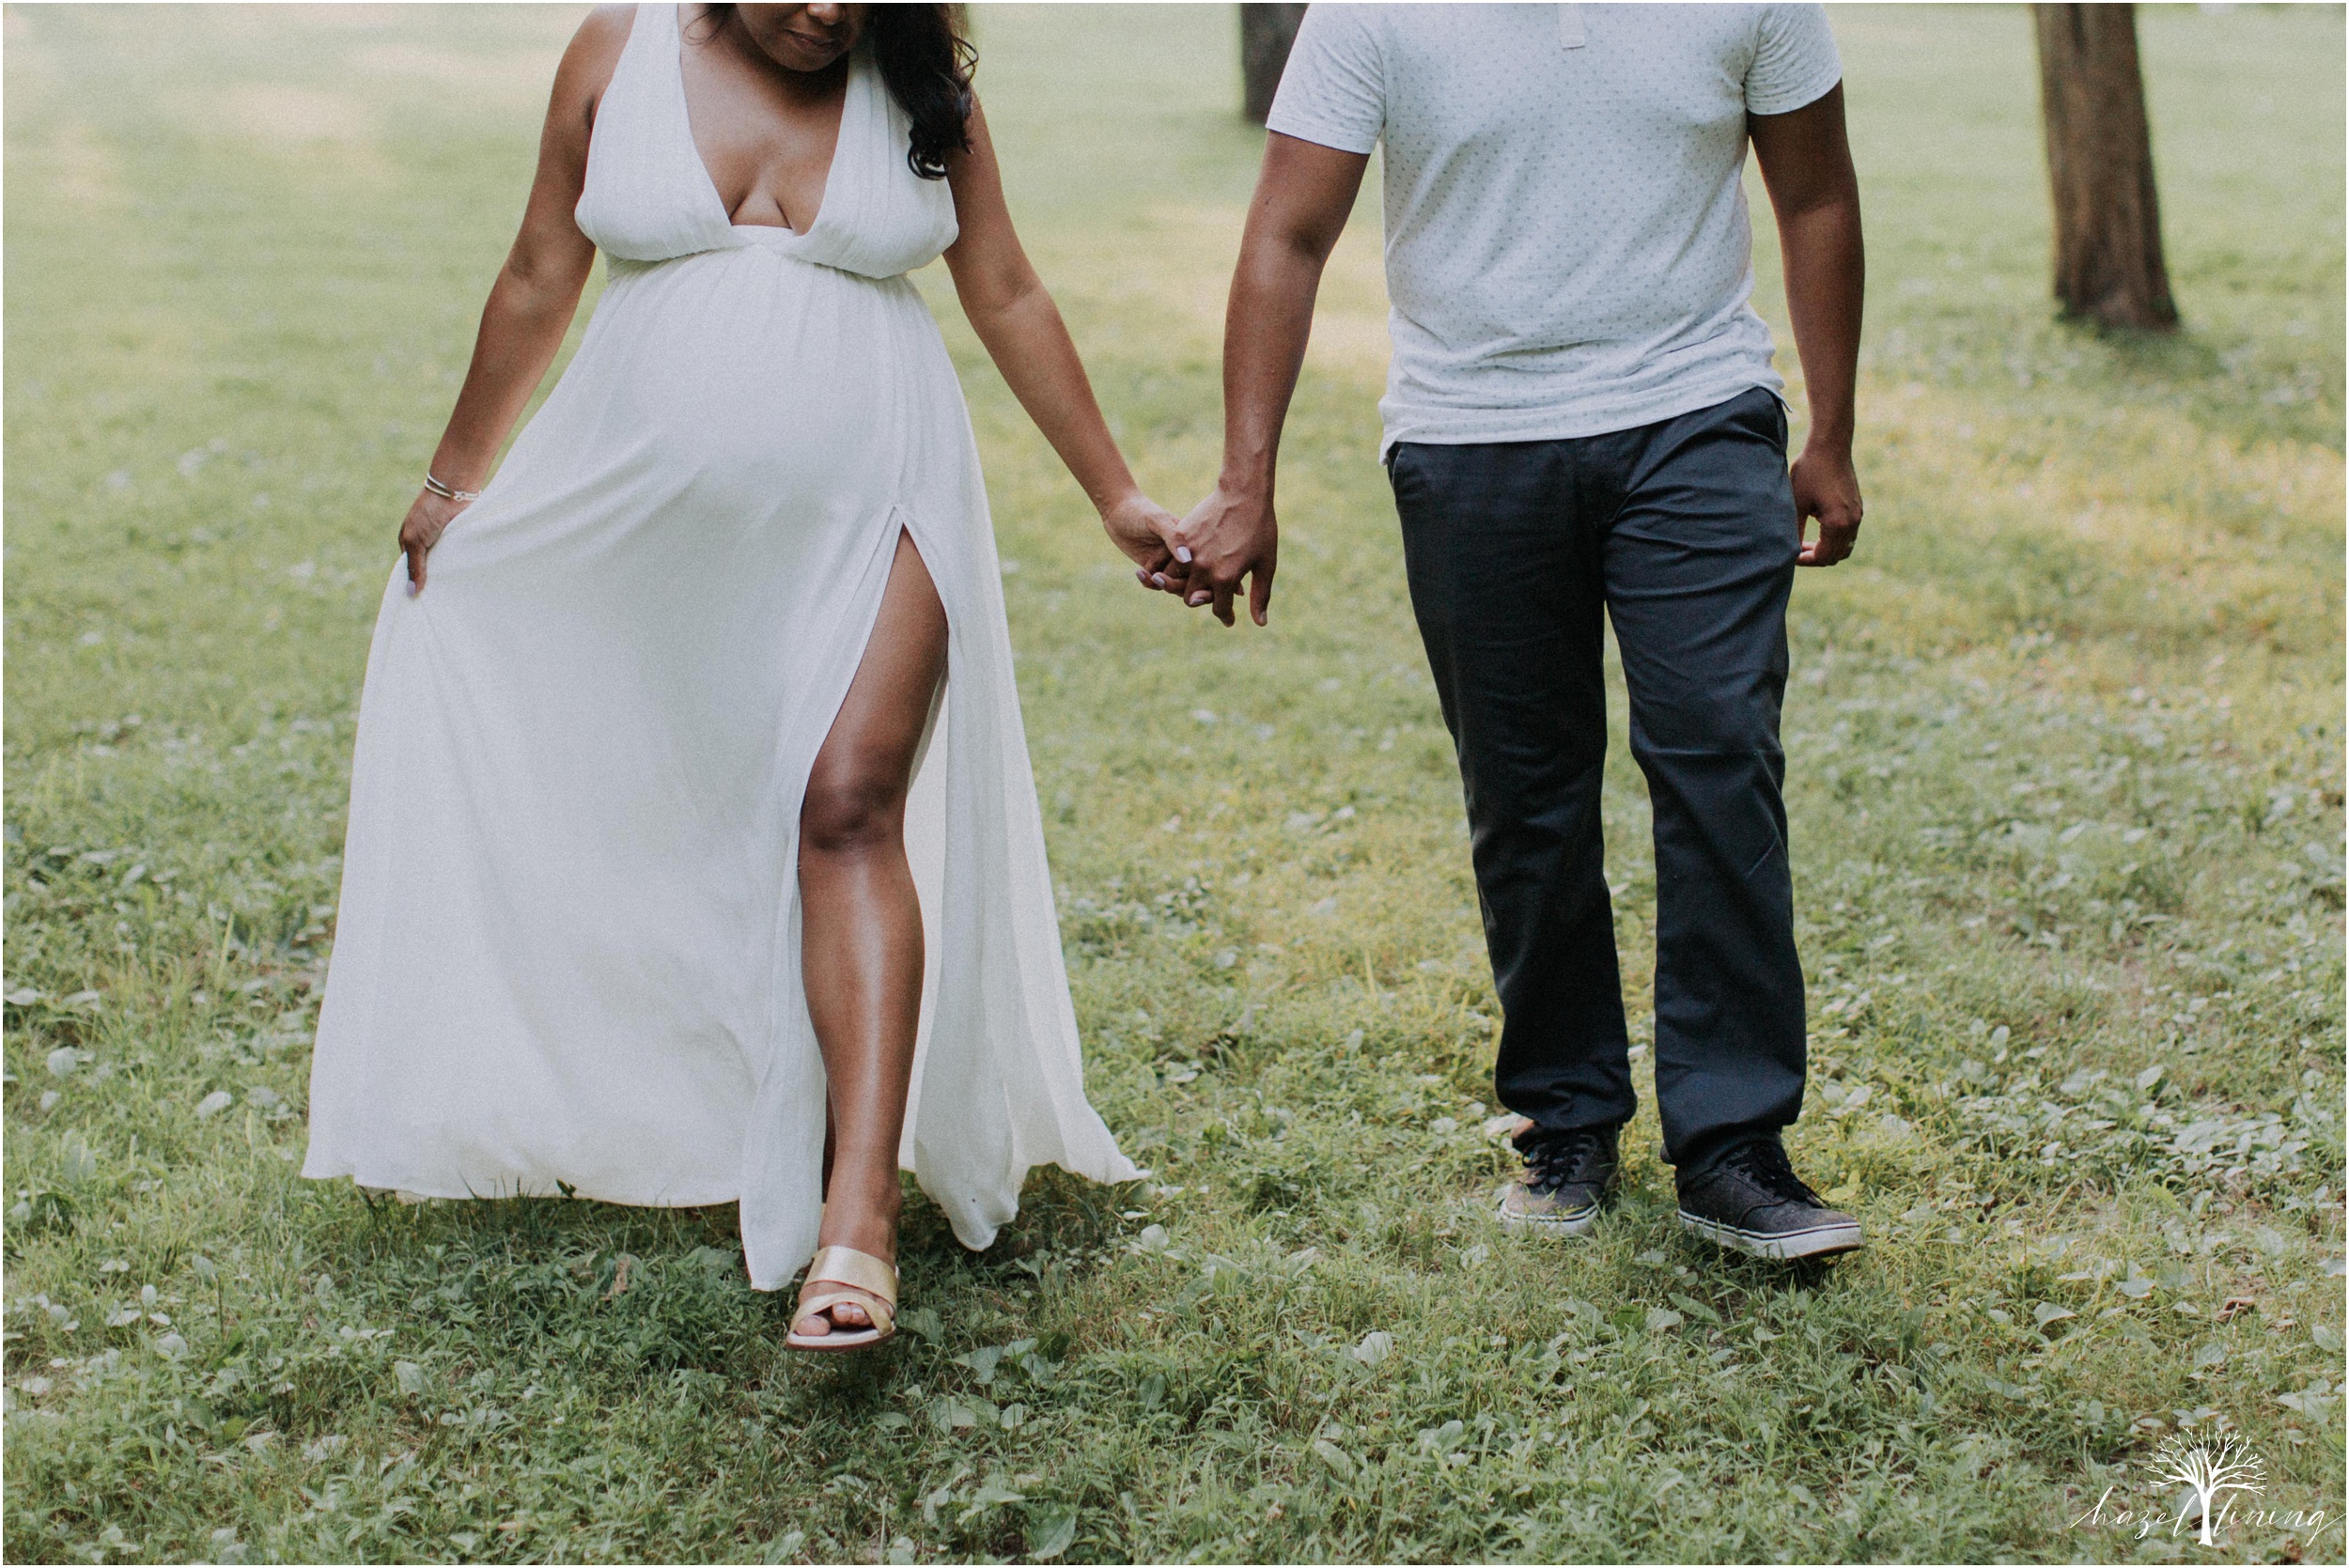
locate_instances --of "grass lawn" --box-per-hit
[5,4,2342,1561]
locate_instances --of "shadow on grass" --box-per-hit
[901,1162,1141,1286]
[2061,311,2341,454]
[298,1160,1140,1395]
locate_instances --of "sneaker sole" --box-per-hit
[1495,1191,1602,1237]
[1677,1209,1864,1260]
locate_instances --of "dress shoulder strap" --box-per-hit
[576,3,739,261]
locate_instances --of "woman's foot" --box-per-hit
[786,1241,898,1351]
[789,1185,900,1343]
[789,1269,892,1341]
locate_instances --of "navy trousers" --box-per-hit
[1388,387,1806,1172]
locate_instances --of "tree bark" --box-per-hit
[2031,4,2178,330]
[1240,4,1309,125]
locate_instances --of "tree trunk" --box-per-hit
[1240,4,1309,125]
[2031,4,2178,330]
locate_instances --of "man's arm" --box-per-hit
[1172,133,1371,626]
[1750,85,1865,567]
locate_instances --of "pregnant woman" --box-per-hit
[303,3,1167,1351]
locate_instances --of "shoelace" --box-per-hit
[1522,1127,1611,1195]
[1720,1139,1822,1207]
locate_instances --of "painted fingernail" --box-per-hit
[1174,547,1192,564]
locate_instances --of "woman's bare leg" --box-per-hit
[792,530,946,1338]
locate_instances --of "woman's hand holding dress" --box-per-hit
[399,489,474,596]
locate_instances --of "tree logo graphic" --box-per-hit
[2148,1432,2267,1547]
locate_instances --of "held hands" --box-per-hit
[1147,483,1278,628]
[399,489,471,596]
[1791,441,1862,567]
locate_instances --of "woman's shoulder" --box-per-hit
[575,4,638,54]
[555,5,638,128]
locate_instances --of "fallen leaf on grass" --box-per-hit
[1311,1439,1358,1481]
[2277,1384,2338,1417]
[1026,1506,1078,1560]
[929,1395,995,1432]
[2216,1296,2259,1321]
[1668,1292,1722,1325]
[604,1253,636,1300]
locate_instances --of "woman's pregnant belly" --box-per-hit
[409,246,949,681]
[518,247,921,518]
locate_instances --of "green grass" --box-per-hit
[5,4,2342,1561]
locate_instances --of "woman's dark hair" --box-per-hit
[867,5,976,179]
[698,5,975,181]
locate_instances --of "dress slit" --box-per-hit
[738,506,953,1287]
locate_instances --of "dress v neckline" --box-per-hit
[671,2,855,239]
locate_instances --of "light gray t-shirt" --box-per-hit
[1267,3,1843,450]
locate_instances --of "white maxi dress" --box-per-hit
[303,4,1137,1292]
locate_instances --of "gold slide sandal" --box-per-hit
[786,1246,898,1353]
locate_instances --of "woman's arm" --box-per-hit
[941,103,1177,588]
[400,7,629,593]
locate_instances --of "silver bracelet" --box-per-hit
[423,472,482,503]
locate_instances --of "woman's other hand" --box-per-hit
[1100,491,1187,596]
[399,489,470,596]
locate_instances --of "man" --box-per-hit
[1168,5,1867,1259]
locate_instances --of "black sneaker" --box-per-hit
[1675,1138,1863,1260]
[1496,1124,1620,1237]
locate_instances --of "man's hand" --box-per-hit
[1173,485,1278,627]
[1791,442,1861,567]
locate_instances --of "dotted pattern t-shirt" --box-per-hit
[1267,3,1843,450]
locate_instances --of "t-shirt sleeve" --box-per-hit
[1745,4,1843,116]
[1264,6,1386,155]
